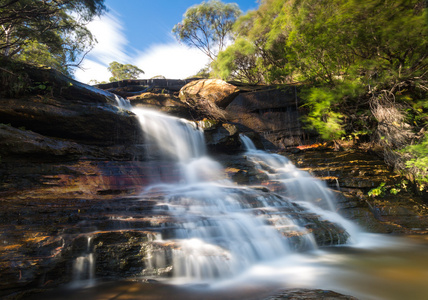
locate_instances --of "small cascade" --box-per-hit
[240,134,336,211]
[113,94,132,110]
[239,134,359,240]
[71,236,95,287]
[152,183,308,280]
[133,108,205,163]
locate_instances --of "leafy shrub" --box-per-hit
[368,182,387,197]
[401,133,428,190]
[302,81,363,141]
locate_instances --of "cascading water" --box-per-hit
[130,108,291,280]
[128,102,355,282]
[239,134,360,240]
[71,236,95,287]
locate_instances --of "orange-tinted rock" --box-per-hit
[179,79,240,109]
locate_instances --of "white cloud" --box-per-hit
[74,12,210,83]
[86,12,130,65]
[74,59,111,84]
[74,11,129,83]
[134,43,210,79]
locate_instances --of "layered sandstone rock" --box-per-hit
[225,86,305,149]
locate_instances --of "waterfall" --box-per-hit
[99,94,356,282]
[131,108,294,279]
[133,108,205,163]
[130,105,355,282]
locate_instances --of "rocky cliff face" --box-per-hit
[0,65,145,161]
[225,86,305,149]
[102,78,310,150]
[1,67,426,298]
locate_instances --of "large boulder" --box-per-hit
[178,79,240,120]
[179,79,240,109]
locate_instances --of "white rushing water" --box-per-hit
[71,236,95,288]
[130,107,294,280]
[239,134,360,241]
[127,102,359,282]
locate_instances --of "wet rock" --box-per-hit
[0,175,166,296]
[264,288,358,299]
[0,97,142,147]
[219,154,270,184]
[0,59,116,104]
[0,124,83,159]
[0,61,146,161]
[90,230,170,278]
[206,187,349,249]
[201,121,241,154]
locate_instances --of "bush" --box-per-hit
[401,132,428,191]
[302,81,363,141]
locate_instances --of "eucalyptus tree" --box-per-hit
[172,0,241,61]
[0,0,106,74]
[108,61,144,82]
[214,0,427,178]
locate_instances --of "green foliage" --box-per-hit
[30,81,53,94]
[192,65,211,79]
[390,188,400,195]
[14,41,70,74]
[401,133,428,189]
[107,61,144,82]
[215,0,427,85]
[212,37,263,83]
[302,87,345,140]
[368,182,386,197]
[212,0,427,168]
[302,81,364,140]
[172,0,241,60]
[0,0,106,74]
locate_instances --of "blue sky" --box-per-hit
[74,0,259,83]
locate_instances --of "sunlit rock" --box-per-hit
[179,79,240,109]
